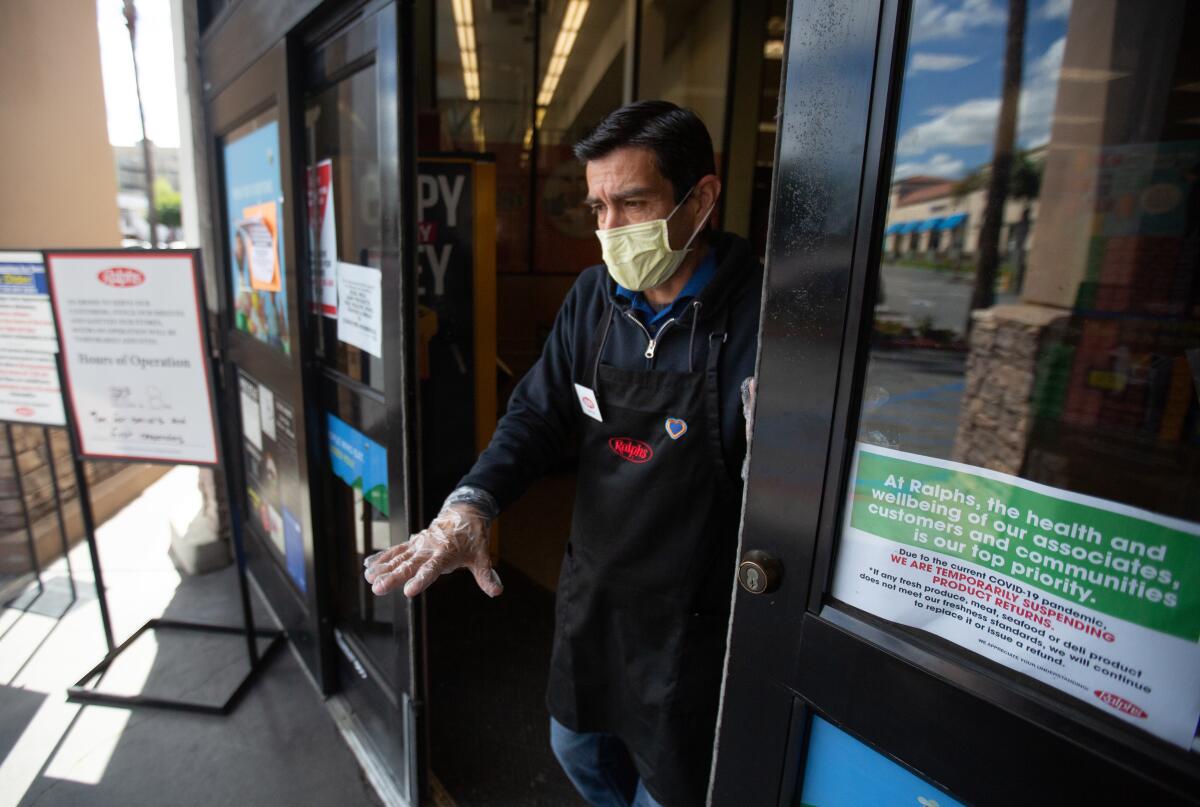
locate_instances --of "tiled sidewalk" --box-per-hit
[0,467,381,807]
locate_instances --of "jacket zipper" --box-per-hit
[623,310,678,366]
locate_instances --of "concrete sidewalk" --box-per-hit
[0,467,381,807]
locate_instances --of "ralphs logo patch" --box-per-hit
[1094,690,1147,718]
[609,437,653,464]
[98,267,145,288]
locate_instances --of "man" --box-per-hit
[365,101,763,806]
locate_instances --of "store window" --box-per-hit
[833,0,1200,751]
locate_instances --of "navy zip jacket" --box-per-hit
[459,230,764,510]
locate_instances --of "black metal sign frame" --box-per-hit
[42,248,284,715]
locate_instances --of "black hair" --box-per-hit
[573,100,716,203]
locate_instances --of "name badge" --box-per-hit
[574,383,603,422]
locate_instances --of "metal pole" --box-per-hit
[6,424,44,596]
[220,457,261,667]
[42,426,77,601]
[55,356,115,653]
[124,0,160,247]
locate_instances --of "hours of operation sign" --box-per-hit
[45,251,219,465]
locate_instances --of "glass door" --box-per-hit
[715,0,1200,803]
[301,2,421,801]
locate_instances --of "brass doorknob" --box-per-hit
[738,550,782,594]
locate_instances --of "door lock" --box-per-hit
[738,550,782,595]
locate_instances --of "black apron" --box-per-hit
[549,302,741,806]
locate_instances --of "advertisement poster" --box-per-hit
[0,251,64,426]
[336,261,382,357]
[416,159,477,519]
[239,371,300,565]
[223,119,290,355]
[45,252,218,465]
[327,413,388,515]
[832,444,1200,747]
[0,353,65,426]
[0,251,58,354]
[799,716,963,807]
[306,158,338,317]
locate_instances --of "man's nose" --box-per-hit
[600,210,629,230]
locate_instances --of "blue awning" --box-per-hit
[938,212,967,230]
[884,222,903,235]
[897,220,922,233]
[917,217,945,232]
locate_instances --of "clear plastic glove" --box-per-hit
[363,487,503,598]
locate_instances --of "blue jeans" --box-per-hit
[549,717,665,807]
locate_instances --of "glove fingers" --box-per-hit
[470,564,504,598]
[402,552,453,598]
[364,543,416,584]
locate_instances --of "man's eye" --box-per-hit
[625,200,641,209]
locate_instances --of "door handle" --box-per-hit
[738,550,782,594]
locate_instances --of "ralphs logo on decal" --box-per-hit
[609,437,653,464]
[1094,690,1147,718]
[97,267,146,288]
[15,407,34,417]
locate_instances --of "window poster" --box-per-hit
[223,119,290,355]
[832,443,1200,748]
[327,413,388,516]
[799,716,963,807]
[239,370,303,584]
[45,251,218,464]
[306,158,338,317]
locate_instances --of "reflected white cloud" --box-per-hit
[910,0,1005,42]
[897,36,1066,156]
[909,53,980,74]
[893,152,966,179]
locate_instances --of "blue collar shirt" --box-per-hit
[614,248,717,336]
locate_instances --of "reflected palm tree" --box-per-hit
[969,0,1027,326]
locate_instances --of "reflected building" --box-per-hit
[952,0,1200,523]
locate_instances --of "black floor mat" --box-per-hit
[427,561,584,806]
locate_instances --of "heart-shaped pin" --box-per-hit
[665,418,687,440]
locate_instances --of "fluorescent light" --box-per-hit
[534,0,588,120]
[451,0,480,101]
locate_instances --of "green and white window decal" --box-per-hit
[833,444,1200,747]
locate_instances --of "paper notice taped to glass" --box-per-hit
[336,261,382,358]
[832,443,1200,748]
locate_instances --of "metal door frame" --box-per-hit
[712,0,1200,804]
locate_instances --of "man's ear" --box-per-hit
[696,174,722,215]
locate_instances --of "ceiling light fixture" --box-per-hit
[452,0,481,101]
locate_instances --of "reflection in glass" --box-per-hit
[869,0,1199,523]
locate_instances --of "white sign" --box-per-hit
[46,252,219,465]
[0,251,58,354]
[336,261,382,358]
[239,373,262,451]
[258,383,276,441]
[832,444,1200,748]
[0,352,65,426]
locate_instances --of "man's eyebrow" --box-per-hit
[582,186,656,206]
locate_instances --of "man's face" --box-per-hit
[584,145,693,234]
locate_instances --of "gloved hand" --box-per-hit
[363,487,503,598]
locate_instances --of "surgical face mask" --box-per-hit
[595,185,715,292]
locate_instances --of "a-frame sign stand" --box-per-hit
[42,249,284,715]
